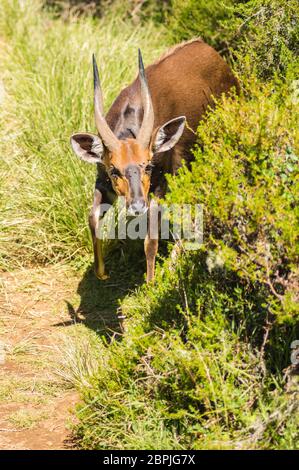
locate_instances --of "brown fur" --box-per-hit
[106,39,239,180]
[151,37,204,66]
[110,139,150,169]
[108,139,152,203]
[87,39,239,282]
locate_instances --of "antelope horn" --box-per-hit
[92,54,119,152]
[137,49,154,149]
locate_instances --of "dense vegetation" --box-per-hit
[170,0,299,79]
[0,0,298,449]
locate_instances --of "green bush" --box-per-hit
[229,0,299,79]
[169,0,299,79]
[75,248,298,449]
[167,74,299,325]
[169,0,236,51]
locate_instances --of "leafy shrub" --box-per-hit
[75,248,298,449]
[167,74,299,324]
[229,0,299,79]
[168,0,236,51]
[169,0,299,78]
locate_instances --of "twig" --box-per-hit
[237,7,266,33]
[259,309,274,377]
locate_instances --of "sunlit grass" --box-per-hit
[53,326,105,389]
[9,408,49,429]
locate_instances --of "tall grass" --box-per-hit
[0,0,168,270]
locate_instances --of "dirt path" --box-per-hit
[0,265,83,450]
[0,251,142,450]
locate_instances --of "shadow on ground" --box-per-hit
[61,240,146,339]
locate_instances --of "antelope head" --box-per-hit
[70,50,186,216]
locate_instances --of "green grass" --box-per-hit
[0,0,169,270]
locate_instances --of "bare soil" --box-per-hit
[0,266,81,450]
[0,254,139,450]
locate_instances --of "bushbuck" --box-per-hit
[70,39,239,282]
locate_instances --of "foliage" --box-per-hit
[168,0,237,52]
[169,0,299,78]
[230,0,299,79]
[75,251,299,449]
[167,74,299,324]
[45,0,171,24]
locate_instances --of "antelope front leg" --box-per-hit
[144,235,158,283]
[89,188,109,280]
[144,199,160,283]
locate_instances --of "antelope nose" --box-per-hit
[128,200,148,216]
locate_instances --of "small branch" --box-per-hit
[237,7,266,33]
[264,251,283,301]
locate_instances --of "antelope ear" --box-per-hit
[152,116,186,154]
[70,133,104,163]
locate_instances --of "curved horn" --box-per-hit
[92,54,119,152]
[137,49,154,149]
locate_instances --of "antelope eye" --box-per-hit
[109,167,121,179]
[145,163,154,174]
